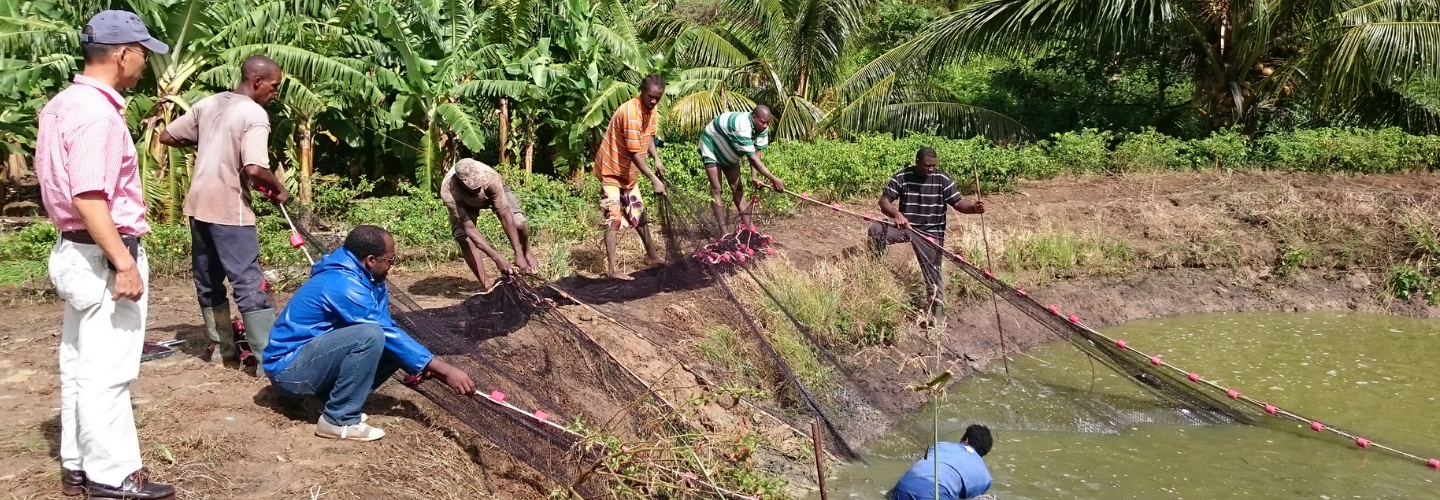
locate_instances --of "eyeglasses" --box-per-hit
[380,254,398,264]
[121,47,150,60]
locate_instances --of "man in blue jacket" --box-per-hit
[891,424,994,500]
[263,225,474,441]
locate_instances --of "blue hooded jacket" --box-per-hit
[262,247,434,376]
[891,442,992,500]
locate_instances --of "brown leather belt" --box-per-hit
[61,230,141,245]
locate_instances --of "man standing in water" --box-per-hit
[440,158,537,290]
[891,424,994,500]
[869,147,985,327]
[698,105,785,235]
[37,10,176,498]
[159,56,289,374]
[594,74,667,280]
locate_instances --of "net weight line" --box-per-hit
[783,190,1440,469]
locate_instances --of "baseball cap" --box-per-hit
[80,10,169,55]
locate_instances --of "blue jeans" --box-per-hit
[267,323,401,426]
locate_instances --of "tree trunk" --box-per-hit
[499,97,510,165]
[524,118,535,174]
[796,70,809,99]
[298,122,314,204]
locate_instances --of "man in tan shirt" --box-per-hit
[160,56,289,376]
[441,159,537,289]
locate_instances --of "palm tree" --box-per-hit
[644,0,1029,142]
[848,0,1440,134]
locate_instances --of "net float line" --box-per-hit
[780,190,1440,470]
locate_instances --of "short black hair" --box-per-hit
[917,146,938,161]
[962,424,992,456]
[343,225,392,260]
[641,73,666,93]
[80,27,122,63]
[241,55,280,82]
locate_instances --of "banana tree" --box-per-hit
[373,0,492,191]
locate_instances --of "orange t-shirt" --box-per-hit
[593,97,657,188]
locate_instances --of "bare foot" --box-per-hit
[608,270,636,281]
[645,254,666,267]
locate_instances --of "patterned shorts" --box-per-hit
[600,184,645,229]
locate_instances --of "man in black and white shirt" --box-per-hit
[870,147,985,325]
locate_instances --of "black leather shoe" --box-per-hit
[87,470,174,499]
[60,468,85,496]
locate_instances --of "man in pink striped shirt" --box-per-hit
[34,10,174,500]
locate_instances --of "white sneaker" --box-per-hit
[315,416,385,441]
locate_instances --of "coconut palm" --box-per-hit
[847,0,1440,134]
[646,0,1029,142]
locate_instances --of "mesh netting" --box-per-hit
[283,202,680,496]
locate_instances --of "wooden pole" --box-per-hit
[812,420,829,500]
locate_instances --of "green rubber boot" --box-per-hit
[241,308,277,378]
[203,306,237,366]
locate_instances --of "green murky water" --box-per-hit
[821,312,1440,499]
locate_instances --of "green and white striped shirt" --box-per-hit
[699,111,770,168]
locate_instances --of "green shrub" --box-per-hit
[0,221,58,261]
[1114,127,1186,171]
[1188,129,1250,169]
[1388,264,1431,300]
[1044,128,1112,173]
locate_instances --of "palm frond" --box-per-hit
[1334,85,1440,134]
[1326,20,1440,96]
[883,102,1030,142]
[591,23,647,72]
[579,80,639,129]
[668,86,757,135]
[452,79,535,99]
[772,95,824,141]
[436,101,489,153]
[219,44,382,100]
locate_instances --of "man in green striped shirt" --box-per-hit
[699,105,786,234]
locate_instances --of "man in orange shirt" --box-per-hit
[594,74,667,280]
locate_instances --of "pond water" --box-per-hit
[820,312,1440,499]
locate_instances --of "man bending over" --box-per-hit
[441,158,537,289]
[263,225,474,441]
[891,424,994,500]
[698,105,785,234]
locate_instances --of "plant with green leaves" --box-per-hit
[851,0,1440,135]
[646,0,1029,142]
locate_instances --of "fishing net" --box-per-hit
[650,190,866,462]
[911,233,1262,425]
[281,201,684,497]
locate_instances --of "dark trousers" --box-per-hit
[268,323,402,426]
[869,222,945,305]
[190,218,273,313]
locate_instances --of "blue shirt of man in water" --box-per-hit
[891,424,994,500]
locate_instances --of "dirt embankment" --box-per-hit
[2,171,1437,499]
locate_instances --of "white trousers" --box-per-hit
[49,238,148,487]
